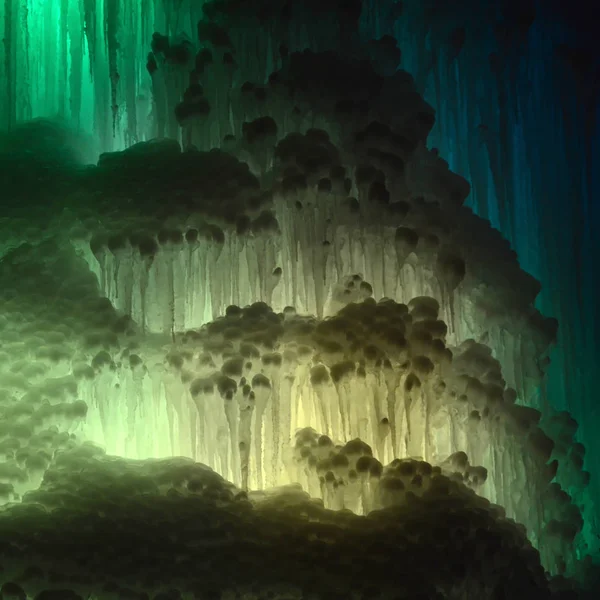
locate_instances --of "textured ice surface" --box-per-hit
[0,446,552,600]
[0,0,598,596]
[0,240,589,585]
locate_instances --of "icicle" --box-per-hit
[238,384,254,491]
[83,0,97,78]
[310,365,331,436]
[121,0,138,145]
[221,378,239,486]
[383,359,401,456]
[3,0,16,130]
[251,373,271,490]
[68,0,84,129]
[105,0,120,135]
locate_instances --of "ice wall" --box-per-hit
[0,237,587,578]
[0,0,598,584]
[1,2,595,486]
[360,0,600,523]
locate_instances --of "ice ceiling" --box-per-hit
[0,0,599,599]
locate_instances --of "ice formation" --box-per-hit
[0,445,554,600]
[0,0,598,598]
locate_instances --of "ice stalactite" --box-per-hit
[56,0,69,118]
[105,0,120,135]
[1,0,17,130]
[68,0,85,131]
[83,0,96,76]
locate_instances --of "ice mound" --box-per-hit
[0,241,122,502]
[0,447,552,600]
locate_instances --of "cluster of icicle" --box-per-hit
[75,287,582,575]
[0,0,593,583]
[59,0,556,416]
[35,0,578,577]
[0,234,589,577]
[75,128,554,411]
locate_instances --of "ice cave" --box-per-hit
[0,0,599,598]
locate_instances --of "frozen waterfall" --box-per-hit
[0,0,598,591]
